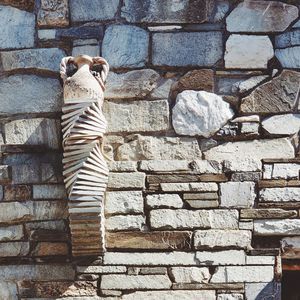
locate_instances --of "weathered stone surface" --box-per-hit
[0,281,18,299]
[152,32,223,67]
[104,100,169,133]
[106,191,144,215]
[160,182,218,192]
[104,251,197,265]
[0,242,29,257]
[108,161,137,172]
[140,160,191,172]
[241,209,297,219]
[150,209,238,230]
[254,219,300,236]
[0,75,62,115]
[38,0,68,27]
[240,122,259,135]
[102,25,149,68]
[217,294,243,300]
[5,118,61,149]
[231,172,260,182]
[0,0,34,11]
[106,215,145,231]
[233,76,269,94]
[226,1,298,33]
[194,230,251,249]
[263,114,300,135]
[32,242,68,256]
[0,5,35,49]
[276,46,300,69]
[108,172,145,189]
[0,165,11,184]
[225,35,273,69]
[105,70,160,100]
[117,136,202,161]
[122,290,215,300]
[220,182,256,208]
[101,274,172,290]
[172,91,233,137]
[241,70,300,113]
[186,200,219,209]
[196,250,245,266]
[275,30,300,48]
[245,282,281,300]
[151,77,175,100]
[146,194,183,209]
[260,187,300,202]
[0,48,65,73]
[72,44,99,57]
[77,266,126,274]
[232,115,260,123]
[70,0,119,22]
[0,201,67,224]
[0,225,23,241]
[204,138,294,172]
[33,184,66,199]
[106,231,192,250]
[213,266,274,283]
[246,256,275,265]
[170,267,210,283]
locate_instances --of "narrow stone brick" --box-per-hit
[240,209,297,219]
[33,184,66,199]
[4,185,31,201]
[108,172,145,189]
[0,166,11,183]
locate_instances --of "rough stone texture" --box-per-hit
[275,30,300,48]
[150,209,238,230]
[152,32,223,67]
[0,281,18,300]
[196,250,246,266]
[241,209,297,219]
[172,90,234,137]
[260,187,300,202]
[70,0,119,22]
[33,184,66,199]
[5,118,61,149]
[105,191,144,215]
[117,136,202,161]
[245,282,281,300]
[246,256,275,265]
[146,194,183,209]
[220,182,256,208]
[0,5,35,49]
[0,165,11,184]
[0,75,62,115]
[263,114,300,135]
[204,138,294,171]
[272,163,300,179]
[106,215,145,231]
[108,161,137,172]
[0,0,34,11]
[72,44,99,57]
[275,47,300,69]
[106,231,192,250]
[102,25,149,68]
[233,76,269,94]
[217,294,243,300]
[107,172,145,189]
[103,100,169,133]
[241,70,300,113]
[194,230,251,249]
[37,0,69,27]
[77,266,126,274]
[105,70,160,100]
[254,219,300,236]
[160,182,218,192]
[225,35,274,69]
[32,242,68,256]
[226,1,298,33]
[170,267,210,283]
[0,225,23,241]
[101,274,172,290]
[0,242,29,257]
[0,48,66,73]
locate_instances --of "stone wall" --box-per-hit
[0,0,300,299]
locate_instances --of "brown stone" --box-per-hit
[199,174,228,182]
[32,242,69,256]
[4,185,31,201]
[29,229,68,241]
[240,209,297,219]
[183,193,219,200]
[258,202,300,209]
[241,70,300,113]
[0,0,34,11]
[106,231,192,250]
[258,180,300,188]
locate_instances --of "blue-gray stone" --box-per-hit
[275,47,300,69]
[69,0,119,22]
[0,5,35,49]
[102,25,149,68]
[275,30,300,48]
[152,32,223,67]
[57,24,103,40]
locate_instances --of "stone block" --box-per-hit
[262,114,300,135]
[0,225,23,241]
[33,184,66,199]
[152,32,223,67]
[0,281,18,300]
[217,294,243,300]
[108,161,137,172]
[77,266,126,274]
[0,242,29,256]
[104,100,169,133]
[102,25,149,68]
[107,172,145,189]
[185,200,219,209]
[275,30,300,48]
[246,256,275,265]
[240,209,297,219]
[160,182,218,192]
[72,44,99,57]
[254,219,300,236]
[170,267,210,283]
[0,75,62,115]
[0,165,11,184]
[220,182,256,208]
[146,194,183,208]
[245,282,281,300]
[276,45,300,68]
[0,5,35,49]
[260,187,300,202]
[106,215,145,231]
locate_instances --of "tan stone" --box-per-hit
[240,209,297,219]
[32,242,69,256]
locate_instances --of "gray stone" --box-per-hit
[108,161,137,172]
[263,114,300,135]
[107,172,145,189]
[5,118,61,149]
[0,225,24,241]
[117,135,202,161]
[70,0,119,22]
[254,219,300,236]
[102,25,149,68]
[101,274,172,290]
[217,294,243,300]
[33,184,66,199]
[152,32,223,67]
[231,115,260,123]
[0,48,66,73]
[0,165,11,183]
[170,267,210,283]
[0,5,35,49]
[0,242,29,256]
[194,230,251,249]
[260,187,300,202]
[240,122,259,135]
[241,70,300,113]
[38,29,56,40]
[220,182,256,208]
[0,75,62,115]
[150,78,175,100]
[146,194,183,209]
[196,250,246,266]
[245,282,281,300]
[72,44,99,57]
[233,76,269,94]
[275,46,300,69]
[275,30,300,48]
[160,182,218,192]
[106,215,146,231]
[172,90,234,137]
[103,100,169,133]
[226,1,298,33]
[77,266,126,274]
[105,70,160,100]
[225,35,273,69]
[140,160,191,173]
[105,191,144,215]
[246,256,275,265]
[0,281,18,300]
[204,138,294,172]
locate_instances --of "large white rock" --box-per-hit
[172,90,234,137]
[170,267,210,283]
[254,219,300,236]
[204,138,294,171]
[262,114,300,135]
[272,163,300,179]
[275,46,300,69]
[260,188,300,202]
[108,172,145,189]
[196,250,246,266]
[146,194,183,209]
[225,35,274,69]
[106,215,145,231]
